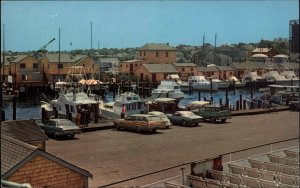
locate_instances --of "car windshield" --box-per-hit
[180,112,195,117]
[148,116,161,121]
[57,120,75,126]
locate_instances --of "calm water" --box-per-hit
[2,89,261,121]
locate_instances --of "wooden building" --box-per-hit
[1,134,93,188]
[173,63,198,81]
[135,63,178,82]
[137,43,176,64]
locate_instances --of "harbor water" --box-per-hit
[2,89,261,121]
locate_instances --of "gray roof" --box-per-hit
[197,66,219,72]
[45,54,87,63]
[230,62,279,70]
[217,66,234,71]
[143,64,178,73]
[139,43,176,51]
[1,120,48,144]
[173,63,197,67]
[99,58,119,64]
[10,55,28,63]
[1,134,93,178]
[0,55,13,65]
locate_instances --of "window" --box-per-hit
[33,63,39,69]
[57,64,63,69]
[20,63,26,69]
[135,64,138,67]
[156,51,159,57]
[191,67,194,71]
[140,51,142,56]
[21,75,27,80]
[182,68,185,71]
[144,51,146,56]
[166,52,168,57]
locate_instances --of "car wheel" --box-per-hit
[221,119,226,123]
[152,128,157,133]
[70,134,75,139]
[136,126,141,133]
[211,118,216,123]
[182,120,187,126]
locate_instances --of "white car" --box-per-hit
[148,111,171,128]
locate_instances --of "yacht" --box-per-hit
[228,76,245,88]
[167,74,189,92]
[188,76,218,91]
[151,80,184,99]
[41,86,101,121]
[262,70,290,85]
[280,71,299,85]
[99,90,146,120]
[242,71,263,84]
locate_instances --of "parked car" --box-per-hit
[289,101,300,111]
[192,105,231,123]
[113,114,166,133]
[38,119,81,138]
[148,111,171,128]
[167,111,203,126]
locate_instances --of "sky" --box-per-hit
[1,0,299,52]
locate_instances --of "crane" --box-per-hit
[33,38,55,59]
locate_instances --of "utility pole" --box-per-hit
[98,40,99,51]
[0,24,4,108]
[91,22,93,50]
[58,28,61,81]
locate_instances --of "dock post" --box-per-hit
[219,98,222,105]
[210,78,213,95]
[41,108,45,123]
[204,97,206,101]
[210,97,213,104]
[1,110,5,121]
[243,100,246,110]
[233,80,236,95]
[225,89,229,107]
[239,94,242,109]
[226,98,229,108]
[198,90,201,101]
[13,97,17,120]
[236,100,239,111]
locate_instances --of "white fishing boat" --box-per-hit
[242,71,263,83]
[262,70,290,85]
[280,70,299,85]
[151,80,184,100]
[228,76,245,88]
[188,76,218,91]
[99,87,147,119]
[41,85,101,121]
[166,74,189,92]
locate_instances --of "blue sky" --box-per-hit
[1,0,299,52]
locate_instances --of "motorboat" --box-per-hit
[211,78,230,89]
[262,70,290,85]
[151,80,184,100]
[280,71,299,85]
[242,71,263,83]
[41,85,101,121]
[228,76,245,88]
[166,74,189,92]
[188,76,218,91]
[99,91,146,119]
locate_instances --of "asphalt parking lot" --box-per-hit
[47,111,299,187]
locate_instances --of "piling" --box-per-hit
[1,110,5,121]
[233,80,236,95]
[239,94,243,110]
[219,98,222,105]
[210,97,213,104]
[198,90,201,101]
[226,98,229,108]
[13,97,17,120]
[243,100,246,110]
[225,90,229,107]
[236,100,239,111]
[210,79,213,95]
[41,108,46,123]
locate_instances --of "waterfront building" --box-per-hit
[137,43,176,64]
[98,57,119,75]
[173,63,198,81]
[216,66,235,80]
[135,63,178,82]
[197,65,220,79]
[119,59,144,76]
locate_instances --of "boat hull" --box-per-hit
[192,83,218,91]
[151,91,184,100]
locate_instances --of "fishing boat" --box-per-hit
[262,70,290,85]
[280,70,299,85]
[166,74,189,92]
[228,76,245,88]
[211,78,230,89]
[151,80,184,100]
[188,76,218,91]
[41,85,101,121]
[99,87,146,119]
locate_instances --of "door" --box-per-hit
[130,64,133,73]
[140,73,144,81]
[152,74,156,82]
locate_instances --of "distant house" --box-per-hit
[135,63,178,82]
[1,120,48,151]
[173,63,198,81]
[0,54,13,83]
[205,52,232,66]
[230,62,278,78]
[119,59,145,75]
[137,43,176,64]
[98,58,119,75]
[251,48,277,58]
[1,134,93,188]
